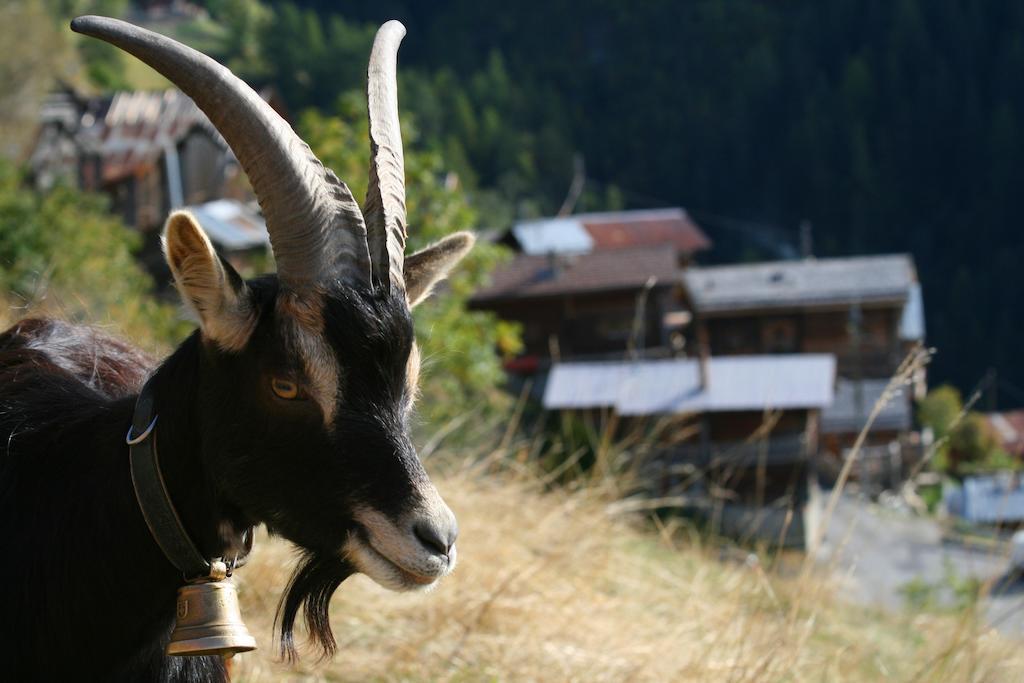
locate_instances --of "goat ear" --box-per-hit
[163,211,255,351]
[404,231,475,307]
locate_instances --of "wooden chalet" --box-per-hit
[472,219,929,543]
[26,86,279,275]
[471,208,710,367]
[682,255,926,484]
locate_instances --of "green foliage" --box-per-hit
[0,1,75,158]
[208,2,377,113]
[949,413,1000,465]
[899,577,939,612]
[918,385,963,442]
[299,100,520,425]
[202,0,580,225]
[0,160,186,351]
[201,0,269,71]
[899,561,982,614]
[918,385,1007,476]
[38,0,136,91]
[78,40,131,90]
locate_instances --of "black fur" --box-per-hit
[276,551,354,662]
[0,275,430,681]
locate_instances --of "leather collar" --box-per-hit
[127,375,251,581]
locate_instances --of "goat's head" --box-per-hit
[71,16,473,653]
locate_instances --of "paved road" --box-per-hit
[817,491,1024,635]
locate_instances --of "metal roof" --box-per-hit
[185,199,269,251]
[513,218,594,255]
[945,474,1024,524]
[511,208,711,256]
[684,254,917,313]
[985,410,1024,456]
[899,282,925,340]
[94,89,225,183]
[820,379,912,434]
[544,354,836,416]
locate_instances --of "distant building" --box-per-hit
[504,208,710,260]
[681,254,924,378]
[471,208,711,368]
[986,410,1024,458]
[26,86,277,269]
[944,473,1024,526]
[681,255,926,479]
[544,354,837,548]
[473,214,928,534]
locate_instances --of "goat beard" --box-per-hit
[275,550,355,662]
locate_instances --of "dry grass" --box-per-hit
[232,457,1024,683]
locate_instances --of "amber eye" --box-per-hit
[271,378,300,400]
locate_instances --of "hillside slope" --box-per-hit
[233,462,1024,682]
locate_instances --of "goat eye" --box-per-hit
[271,378,300,400]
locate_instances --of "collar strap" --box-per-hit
[128,375,236,581]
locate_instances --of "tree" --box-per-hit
[917,385,963,443]
[917,384,1005,476]
[0,1,75,158]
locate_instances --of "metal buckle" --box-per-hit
[126,415,159,445]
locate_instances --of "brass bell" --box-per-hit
[167,579,257,657]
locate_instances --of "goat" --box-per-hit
[0,16,474,682]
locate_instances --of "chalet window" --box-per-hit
[761,317,798,353]
[712,319,759,354]
[595,315,634,342]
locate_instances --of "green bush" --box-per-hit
[0,160,186,351]
[917,385,1006,476]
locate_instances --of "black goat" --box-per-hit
[0,16,473,682]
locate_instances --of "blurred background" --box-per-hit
[7,1,1024,680]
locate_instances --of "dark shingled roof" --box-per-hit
[683,254,917,314]
[472,245,680,302]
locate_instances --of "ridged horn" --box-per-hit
[364,20,408,292]
[70,15,371,290]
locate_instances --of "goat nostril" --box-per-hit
[414,521,453,557]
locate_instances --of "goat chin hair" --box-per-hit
[275,550,355,662]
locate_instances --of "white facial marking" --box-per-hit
[406,341,421,404]
[293,324,340,423]
[277,293,340,424]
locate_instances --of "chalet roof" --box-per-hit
[472,245,679,303]
[91,89,225,183]
[512,208,711,256]
[36,86,275,185]
[543,354,836,416]
[820,379,912,435]
[185,199,269,251]
[986,410,1024,456]
[512,217,593,254]
[683,254,917,314]
[945,474,1024,524]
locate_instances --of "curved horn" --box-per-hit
[70,16,371,290]
[364,20,408,292]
